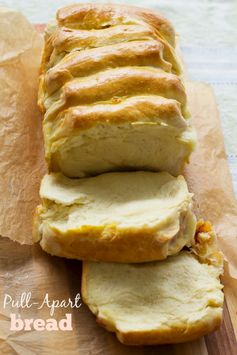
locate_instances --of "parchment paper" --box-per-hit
[0,7,236,354]
[0,7,46,245]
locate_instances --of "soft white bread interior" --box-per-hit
[34,171,196,262]
[82,222,224,345]
[39,3,196,177]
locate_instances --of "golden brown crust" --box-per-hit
[46,24,180,74]
[38,212,191,263]
[44,67,187,119]
[39,3,182,112]
[82,283,222,346]
[44,40,173,95]
[48,96,186,135]
[38,4,194,178]
[100,313,222,345]
[192,220,224,267]
[115,313,222,345]
[56,3,175,46]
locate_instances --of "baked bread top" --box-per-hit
[38,3,183,116]
[38,4,196,178]
[57,3,175,45]
[82,221,224,345]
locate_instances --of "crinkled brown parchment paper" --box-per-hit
[0,7,46,245]
[0,7,236,354]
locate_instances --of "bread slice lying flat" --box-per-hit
[82,222,224,345]
[39,3,196,178]
[34,171,196,262]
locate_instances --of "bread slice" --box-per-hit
[34,171,196,262]
[38,3,196,178]
[82,222,224,345]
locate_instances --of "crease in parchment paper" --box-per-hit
[0,8,237,353]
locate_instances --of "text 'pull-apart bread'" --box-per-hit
[82,222,224,345]
[34,171,196,262]
[38,3,196,178]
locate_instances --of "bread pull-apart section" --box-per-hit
[44,41,174,95]
[82,222,224,345]
[34,171,196,263]
[39,3,196,178]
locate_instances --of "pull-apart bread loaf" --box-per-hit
[35,5,224,344]
[34,171,196,262]
[82,221,224,345]
[38,3,196,177]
